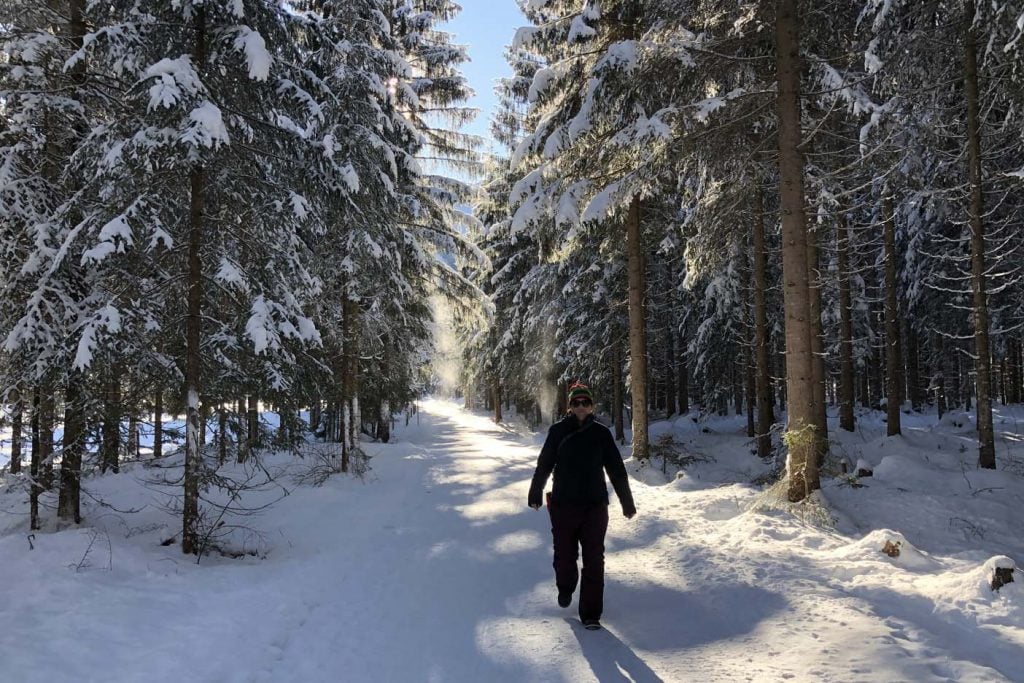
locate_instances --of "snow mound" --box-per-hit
[936,411,974,433]
[926,556,1024,628]
[872,454,913,481]
[836,529,942,572]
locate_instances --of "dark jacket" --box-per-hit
[528,414,636,515]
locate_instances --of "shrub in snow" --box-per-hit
[937,411,973,432]
[990,556,1017,592]
[648,433,714,477]
[855,459,873,478]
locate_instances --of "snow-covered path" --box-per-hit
[3,398,1023,682]
[248,399,673,682]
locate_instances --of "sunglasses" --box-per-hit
[569,398,593,408]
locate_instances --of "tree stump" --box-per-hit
[882,540,901,557]
[992,566,1014,591]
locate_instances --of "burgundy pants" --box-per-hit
[548,500,609,621]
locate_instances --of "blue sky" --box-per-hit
[443,0,527,154]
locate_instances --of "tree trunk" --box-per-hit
[1011,337,1019,403]
[935,333,948,417]
[200,401,210,450]
[883,194,902,436]
[310,402,321,436]
[964,0,995,468]
[806,224,829,462]
[10,390,22,474]
[30,390,41,530]
[733,360,743,417]
[128,410,139,460]
[55,0,88,524]
[745,330,756,439]
[1000,357,1008,405]
[57,375,85,524]
[182,6,207,556]
[40,394,54,489]
[236,397,249,462]
[626,195,649,460]
[153,390,163,459]
[101,374,121,474]
[837,210,856,431]
[340,295,359,473]
[613,333,625,442]
[871,309,884,408]
[952,350,963,410]
[753,186,775,456]
[349,299,361,466]
[377,403,391,443]
[859,363,870,409]
[678,352,689,415]
[1008,338,1020,404]
[964,354,973,411]
[493,378,502,423]
[665,320,677,418]
[742,244,755,438]
[906,322,921,410]
[775,0,819,501]
[218,407,228,465]
[247,394,259,453]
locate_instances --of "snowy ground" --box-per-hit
[2,398,1023,682]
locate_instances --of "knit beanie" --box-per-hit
[567,382,594,403]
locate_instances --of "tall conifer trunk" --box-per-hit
[182,5,207,556]
[10,390,22,474]
[1008,338,1020,404]
[30,390,41,530]
[153,390,163,459]
[101,374,121,473]
[742,245,755,438]
[963,0,995,468]
[340,295,359,473]
[128,409,139,460]
[883,194,902,436]
[807,225,829,462]
[906,322,921,410]
[613,333,625,442]
[57,376,84,523]
[247,394,259,452]
[1015,338,1023,402]
[775,0,820,501]
[493,379,502,423]
[837,210,856,431]
[665,321,677,418]
[40,394,54,489]
[218,406,228,465]
[626,195,649,460]
[236,397,249,463]
[54,0,88,523]
[678,355,689,415]
[753,185,775,456]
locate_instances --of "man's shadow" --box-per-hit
[566,618,664,683]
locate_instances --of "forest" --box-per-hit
[2,0,1023,559]
[466,0,1024,505]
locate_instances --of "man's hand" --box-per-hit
[529,503,541,510]
[623,506,637,519]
